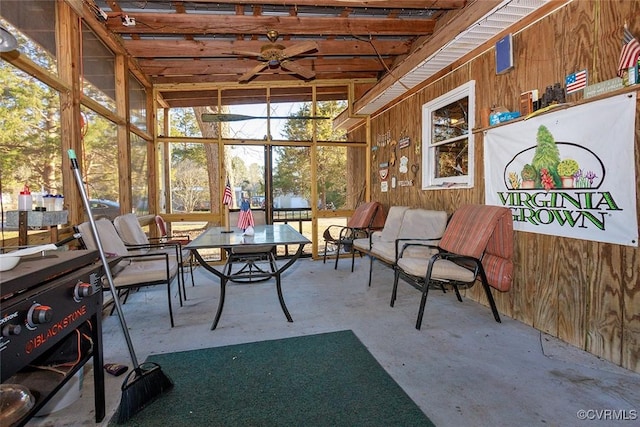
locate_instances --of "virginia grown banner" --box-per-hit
[484,92,638,247]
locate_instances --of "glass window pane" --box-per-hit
[434,139,468,178]
[131,133,148,215]
[1,1,57,71]
[169,142,210,212]
[81,106,119,204]
[169,108,202,138]
[220,88,268,140]
[316,145,347,210]
[225,145,265,212]
[431,97,469,144]
[0,63,62,209]
[129,74,147,132]
[82,23,115,111]
[272,146,312,210]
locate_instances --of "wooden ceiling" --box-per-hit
[93,0,478,108]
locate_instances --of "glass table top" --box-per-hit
[185,224,310,250]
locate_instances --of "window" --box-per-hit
[129,74,147,132]
[422,81,475,189]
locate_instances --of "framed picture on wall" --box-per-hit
[496,33,514,74]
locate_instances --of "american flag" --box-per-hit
[222,178,233,206]
[237,199,254,230]
[618,26,640,77]
[565,69,587,94]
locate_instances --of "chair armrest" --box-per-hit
[123,241,181,258]
[395,239,440,261]
[439,252,482,272]
[338,226,369,241]
[120,251,170,266]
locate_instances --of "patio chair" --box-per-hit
[76,218,181,327]
[322,201,386,271]
[114,213,192,298]
[391,204,514,330]
[226,210,276,282]
[154,214,195,287]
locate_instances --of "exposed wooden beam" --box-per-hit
[152,71,380,86]
[138,57,391,75]
[104,13,436,36]
[123,39,412,58]
[129,0,465,9]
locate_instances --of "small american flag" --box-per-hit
[222,178,233,206]
[565,69,587,94]
[237,199,254,230]
[618,26,640,77]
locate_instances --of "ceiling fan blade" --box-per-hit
[280,41,318,58]
[230,50,265,58]
[202,113,329,122]
[280,60,316,80]
[239,62,269,82]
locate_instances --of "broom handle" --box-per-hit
[68,149,141,369]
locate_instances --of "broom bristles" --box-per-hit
[115,362,173,424]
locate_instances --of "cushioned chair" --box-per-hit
[353,207,447,287]
[77,218,181,327]
[225,210,276,282]
[322,201,386,271]
[114,213,193,300]
[391,204,514,330]
[154,214,195,287]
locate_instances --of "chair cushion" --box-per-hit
[353,234,378,251]
[397,256,476,283]
[107,259,178,287]
[114,213,150,245]
[78,219,130,256]
[397,209,447,240]
[380,206,409,242]
[438,204,514,291]
[439,204,506,259]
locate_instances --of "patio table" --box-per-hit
[185,224,310,329]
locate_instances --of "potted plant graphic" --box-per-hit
[520,163,537,188]
[557,159,579,188]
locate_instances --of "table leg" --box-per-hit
[190,242,305,329]
[189,250,229,330]
[211,277,227,330]
[275,272,293,322]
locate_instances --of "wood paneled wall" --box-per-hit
[352,0,640,372]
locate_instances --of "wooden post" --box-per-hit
[223,204,231,233]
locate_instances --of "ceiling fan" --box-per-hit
[232,30,318,82]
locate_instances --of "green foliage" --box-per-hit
[557,159,579,177]
[520,164,537,181]
[0,62,63,197]
[170,108,202,137]
[274,101,348,208]
[531,125,561,188]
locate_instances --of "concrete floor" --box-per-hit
[25,256,640,427]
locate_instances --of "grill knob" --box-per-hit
[27,304,53,327]
[2,324,21,337]
[74,281,95,300]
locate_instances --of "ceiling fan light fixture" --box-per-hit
[266,30,279,43]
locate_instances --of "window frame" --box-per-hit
[421,80,475,189]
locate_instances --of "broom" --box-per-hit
[68,149,173,423]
